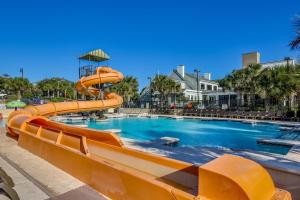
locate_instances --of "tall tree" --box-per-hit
[110,76,139,105]
[217,75,234,91]
[150,75,181,107]
[222,69,248,107]
[257,68,274,110]
[276,65,298,110]
[36,78,75,99]
[243,64,262,109]
[290,16,300,49]
[218,64,299,111]
[289,16,300,111]
[7,77,32,100]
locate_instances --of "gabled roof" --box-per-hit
[169,70,218,91]
[79,49,110,62]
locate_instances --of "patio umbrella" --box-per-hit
[6,100,26,108]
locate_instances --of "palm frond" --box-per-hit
[290,35,300,49]
[290,16,300,49]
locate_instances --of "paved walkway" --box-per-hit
[155,114,300,126]
[0,156,48,199]
[286,145,300,162]
[50,186,107,200]
[257,138,300,146]
[0,127,108,200]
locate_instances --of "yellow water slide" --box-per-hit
[6,66,291,200]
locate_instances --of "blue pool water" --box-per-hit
[86,118,290,154]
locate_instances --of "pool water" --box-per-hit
[86,117,291,155]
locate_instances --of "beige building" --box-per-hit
[242,52,261,68]
[242,52,295,69]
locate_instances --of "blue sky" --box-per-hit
[0,0,300,89]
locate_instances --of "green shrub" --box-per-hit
[286,110,295,118]
[6,94,17,102]
[47,97,65,102]
[297,110,300,118]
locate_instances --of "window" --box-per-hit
[207,85,212,90]
[201,83,205,90]
[181,82,186,89]
[213,86,217,91]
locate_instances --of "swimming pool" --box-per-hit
[84,117,291,155]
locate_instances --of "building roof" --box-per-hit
[242,51,260,55]
[261,59,295,65]
[169,70,218,91]
[79,49,110,62]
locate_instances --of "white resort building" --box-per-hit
[140,65,236,109]
[140,51,296,109]
[169,65,220,102]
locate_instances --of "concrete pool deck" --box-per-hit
[257,138,300,146]
[0,127,108,200]
[145,114,300,126]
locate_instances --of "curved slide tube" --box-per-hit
[6,66,291,200]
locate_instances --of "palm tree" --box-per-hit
[7,77,32,100]
[257,65,298,111]
[0,77,6,93]
[110,76,139,106]
[125,76,139,103]
[290,16,300,49]
[37,79,54,98]
[219,63,300,111]
[217,75,234,91]
[150,75,181,108]
[43,82,53,98]
[257,67,288,111]
[257,68,274,111]
[224,64,261,109]
[65,82,75,99]
[277,65,298,110]
[295,65,300,110]
[289,16,300,112]
[230,69,247,107]
[243,64,262,109]
[36,78,75,100]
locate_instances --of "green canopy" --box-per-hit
[6,100,26,108]
[79,49,110,62]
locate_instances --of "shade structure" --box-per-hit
[79,49,110,62]
[6,100,26,108]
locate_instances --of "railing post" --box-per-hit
[56,131,63,145]
[80,136,90,156]
[36,126,42,138]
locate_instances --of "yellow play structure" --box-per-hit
[6,51,291,200]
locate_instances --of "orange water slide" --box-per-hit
[6,66,291,200]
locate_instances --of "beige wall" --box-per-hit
[242,52,260,68]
